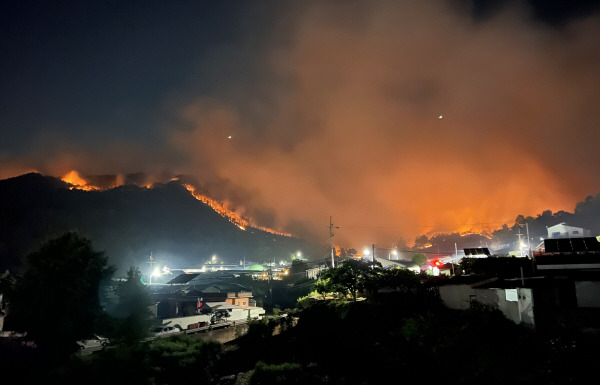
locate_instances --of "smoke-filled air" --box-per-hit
[2,1,600,247]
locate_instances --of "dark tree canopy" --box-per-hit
[6,231,115,356]
[315,258,381,301]
[106,266,154,345]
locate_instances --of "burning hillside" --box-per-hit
[182,183,248,231]
[60,170,292,237]
[61,170,101,191]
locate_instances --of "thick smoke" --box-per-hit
[166,2,600,246]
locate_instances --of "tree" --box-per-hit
[378,268,423,294]
[315,259,379,301]
[288,259,308,277]
[412,253,427,267]
[106,266,153,345]
[413,235,429,249]
[314,275,333,300]
[6,231,115,356]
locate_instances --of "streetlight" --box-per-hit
[390,249,398,260]
[150,266,161,285]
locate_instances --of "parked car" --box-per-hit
[77,335,109,350]
[150,325,180,337]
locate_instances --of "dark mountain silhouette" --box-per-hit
[0,173,319,275]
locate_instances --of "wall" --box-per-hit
[158,314,212,329]
[575,281,600,307]
[438,284,472,310]
[158,307,264,330]
[438,285,535,327]
[189,322,250,344]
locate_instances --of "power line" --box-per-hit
[334,220,512,230]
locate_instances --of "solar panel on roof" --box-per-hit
[557,239,572,252]
[584,237,600,251]
[463,248,490,256]
[544,239,559,252]
[571,238,586,251]
[544,237,600,253]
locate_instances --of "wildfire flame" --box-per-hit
[61,170,99,191]
[458,225,493,239]
[182,183,249,230]
[182,182,292,237]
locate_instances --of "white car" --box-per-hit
[77,335,109,350]
[151,325,180,337]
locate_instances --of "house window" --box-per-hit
[572,230,579,235]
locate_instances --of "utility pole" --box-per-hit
[526,222,531,258]
[372,244,375,267]
[330,216,335,268]
[268,259,273,307]
[517,228,524,257]
[453,243,457,275]
[147,251,155,285]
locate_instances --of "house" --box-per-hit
[306,265,327,280]
[436,275,536,327]
[375,256,420,272]
[186,282,254,307]
[435,243,600,331]
[151,272,263,326]
[546,222,591,239]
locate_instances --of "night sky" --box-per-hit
[2,1,600,247]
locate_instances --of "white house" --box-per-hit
[546,222,591,239]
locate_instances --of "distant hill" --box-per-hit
[0,173,319,275]
[411,194,600,257]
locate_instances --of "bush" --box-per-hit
[249,361,328,385]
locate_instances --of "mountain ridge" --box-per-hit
[0,173,318,275]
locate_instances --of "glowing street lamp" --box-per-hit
[363,248,370,259]
[149,266,162,285]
